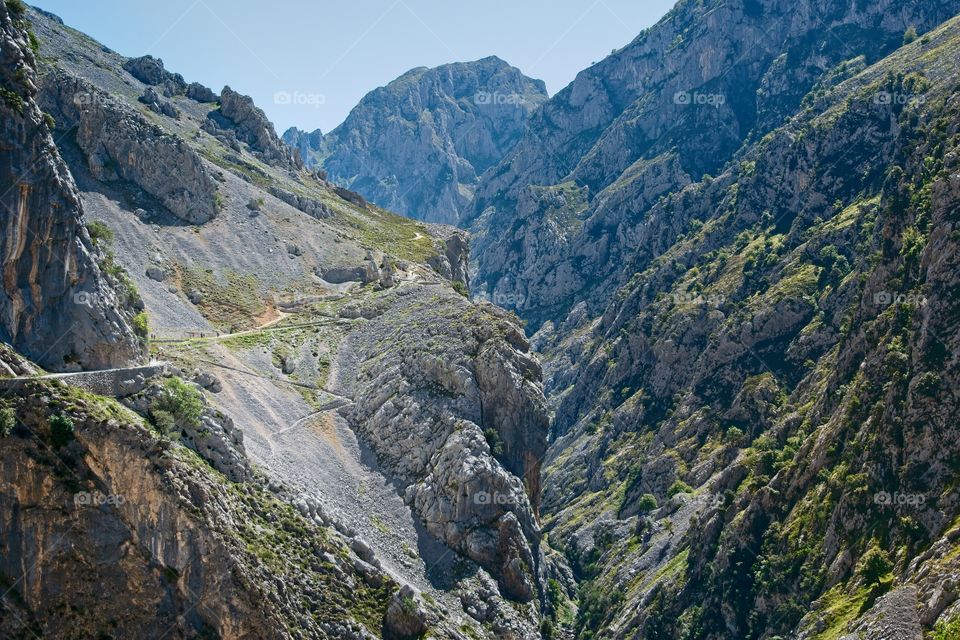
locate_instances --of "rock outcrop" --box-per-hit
[297,57,548,225]
[0,374,406,639]
[340,285,549,602]
[0,2,142,370]
[426,224,470,292]
[39,70,219,224]
[210,86,299,167]
[122,54,186,96]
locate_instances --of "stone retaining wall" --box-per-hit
[0,364,168,398]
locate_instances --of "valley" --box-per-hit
[2,0,960,638]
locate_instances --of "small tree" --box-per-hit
[0,405,16,437]
[50,414,74,448]
[668,479,693,497]
[860,546,893,584]
[483,428,504,456]
[154,378,204,429]
[637,493,658,513]
[903,26,918,45]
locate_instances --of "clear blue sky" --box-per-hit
[31,0,676,134]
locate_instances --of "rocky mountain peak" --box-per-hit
[294,57,548,225]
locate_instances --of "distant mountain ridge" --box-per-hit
[284,56,547,225]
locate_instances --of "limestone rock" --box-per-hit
[39,70,218,224]
[0,4,142,370]
[305,57,548,224]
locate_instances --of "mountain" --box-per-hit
[4,0,960,638]
[285,56,548,225]
[535,14,960,636]
[0,4,557,638]
[467,0,960,329]
[455,0,960,637]
[0,1,142,370]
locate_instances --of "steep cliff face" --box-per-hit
[290,57,548,225]
[469,0,960,329]
[340,286,549,606]
[212,86,301,168]
[0,372,421,639]
[534,16,960,638]
[38,69,220,225]
[0,0,142,370]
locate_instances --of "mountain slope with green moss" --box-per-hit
[534,13,960,639]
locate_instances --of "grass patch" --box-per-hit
[334,207,437,263]
[178,266,265,331]
[810,583,870,640]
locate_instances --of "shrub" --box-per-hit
[131,312,149,341]
[668,479,693,497]
[859,546,893,584]
[932,614,960,640]
[50,413,74,448]
[637,493,658,513]
[0,405,15,437]
[483,427,504,456]
[540,619,555,639]
[452,281,469,297]
[903,26,918,45]
[86,221,114,247]
[725,426,745,444]
[5,0,27,19]
[915,371,940,396]
[154,378,204,429]
[150,409,177,436]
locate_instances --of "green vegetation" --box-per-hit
[452,280,469,297]
[178,266,265,331]
[5,0,26,19]
[637,493,658,513]
[87,223,144,310]
[131,312,149,343]
[668,479,693,497]
[576,581,625,639]
[86,220,114,247]
[483,427,504,456]
[903,25,918,45]
[858,545,893,585]
[153,378,204,430]
[809,584,870,640]
[932,614,960,640]
[49,413,75,448]
[0,87,24,113]
[335,207,437,263]
[0,404,15,437]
